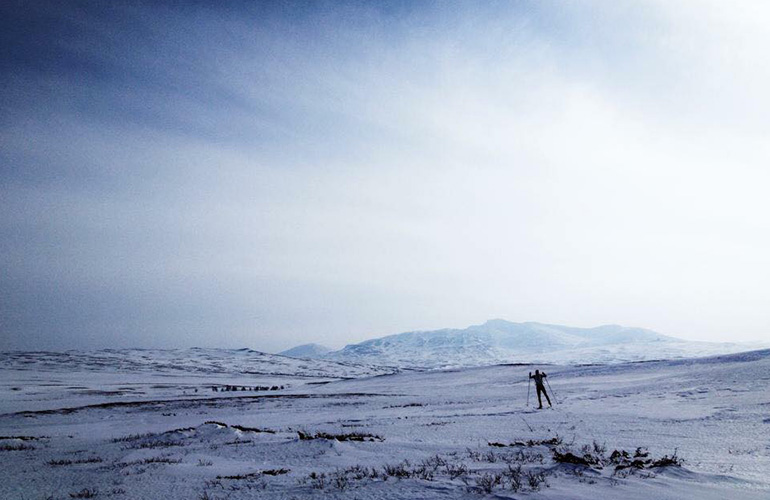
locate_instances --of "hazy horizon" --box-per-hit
[2,1,770,352]
[1,316,768,354]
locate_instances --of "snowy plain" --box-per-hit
[1,348,769,499]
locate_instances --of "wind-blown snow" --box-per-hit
[2,347,769,499]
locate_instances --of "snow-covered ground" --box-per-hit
[0,348,397,379]
[2,349,769,499]
[0,348,397,415]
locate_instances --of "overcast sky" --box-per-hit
[2,1,769,352]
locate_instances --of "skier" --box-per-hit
[529,369,552,409]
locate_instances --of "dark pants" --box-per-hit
[536,385,551,408]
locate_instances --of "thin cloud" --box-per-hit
[1,1,769,351]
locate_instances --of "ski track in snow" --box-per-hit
[1,348,769,499]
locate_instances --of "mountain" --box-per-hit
[279,343,332,359]
[322,319,768,369]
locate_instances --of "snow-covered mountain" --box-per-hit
[322,319,769,369]
[278,343,331,359]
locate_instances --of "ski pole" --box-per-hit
[526,377,531,407]
[545,378,557,405]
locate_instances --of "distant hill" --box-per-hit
[279,343,332,359]
[320,319,768,369]
[0,347,397,379]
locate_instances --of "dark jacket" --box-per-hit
[529,372,547,388]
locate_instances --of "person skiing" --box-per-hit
[529,369,552,409]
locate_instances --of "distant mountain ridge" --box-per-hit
[286,319,767,369]
[279,343,332,358]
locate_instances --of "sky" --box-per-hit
[1,1,769,352]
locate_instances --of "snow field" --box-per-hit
[1,349,769,499]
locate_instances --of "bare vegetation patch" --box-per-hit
[297,431,383,442]
[475,472,502,493]
[68,488,98,498]
[0,442,35,451]
[217,468,289,480]
[0,435,41,441]
[231,424,276,434]
[553,443,684,474]
[294,436,680,495]
[116,456,182,468]
[223,439,253,446]
[111,432,158,443]
[48,457,103,466]
[301,450,554,495]
[488,435,563,448]
[125,439,183,450]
